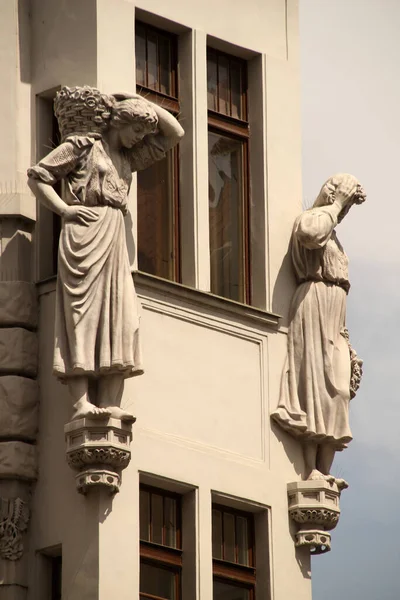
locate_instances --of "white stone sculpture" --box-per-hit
[28,86,184,422]
[271,174,365,484]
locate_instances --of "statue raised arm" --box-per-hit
[28,86,184,422]
[271,173,366,487]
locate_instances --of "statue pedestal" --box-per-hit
[64,418,133,495]
[287,480,342,554]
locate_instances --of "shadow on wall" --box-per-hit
[124,209,136,268]
[271,245,296,328]
[270,419,303,479]
[18,0,31,84]
[295,545,312,581]
[0,228,33,282]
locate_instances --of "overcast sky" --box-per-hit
[300,1,400,598]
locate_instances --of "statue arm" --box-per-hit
[28,178,68,217]
[27,141,98,225]
[112,93,184,151]
[151,103,184,153]
[295,201,343,249]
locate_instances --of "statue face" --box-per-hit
[118,122,149,148]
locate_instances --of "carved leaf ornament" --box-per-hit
[0,498,29,560]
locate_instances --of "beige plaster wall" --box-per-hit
[26,0,308,598]
[31,281,309,600]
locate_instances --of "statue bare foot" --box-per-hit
[107,406,136,423]
[72,400,111,421]
[307,469,336,484]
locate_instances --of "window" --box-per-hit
[38,546,62,600]
[51,555,62,600]
[140,486,182,600]
[51,112,62,274]
[212,505,256,600]
[135,21,180,282]
[36,91,62,279]
[207,48,250,304]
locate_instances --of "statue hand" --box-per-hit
[335,174,359,210]
[62,205,99,226]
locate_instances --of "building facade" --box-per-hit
[0,1,311,599]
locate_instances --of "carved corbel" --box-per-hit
[287,480,342,554]
[65,418,134,494]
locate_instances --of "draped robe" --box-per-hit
[271,206,353,450]
[28,134,165,380]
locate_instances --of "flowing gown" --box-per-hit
[28,134,165,381]
[271,205,353,450]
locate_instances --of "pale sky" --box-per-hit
[300,1,400,598]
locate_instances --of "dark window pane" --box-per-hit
[137,150,176,281]
[136,26,146,87]
[230,61,242,119]
[51,555,62,600]
[151,493,164,544]
[223,512,235,562]
[212,509,223,559]
[213,580,251,600]
[140,490,150,542]
[208,132,246,302]
[218,56,230,116]
[236,516,250,566]
[159,36,172,95]
[164,496,177,548]
[147,32,158,90]
[207,53,218,111]
[140,562,177,599]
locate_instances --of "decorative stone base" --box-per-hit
[287,480,342,555]
[75,469,121,495]
[65,418,133,495]
[295,529,331,554]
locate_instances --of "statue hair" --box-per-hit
[110,98,158,130]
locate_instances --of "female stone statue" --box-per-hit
[271,174,365,484]
[28,86,184,421]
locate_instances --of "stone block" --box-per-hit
[0,442,37,481]
[0,377,38,441]
[0,282,37,329]
[0,330,37,377]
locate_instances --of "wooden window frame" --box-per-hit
[140,485,183,600]
[207,48,251,305]
[212,504,256,598]
[135,21,181,283]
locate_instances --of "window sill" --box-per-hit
[36,272,281,329]
[134,271,281,328]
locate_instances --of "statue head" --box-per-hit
[54,87,158,148]
[109,97,158,148]
[313,173,366,221]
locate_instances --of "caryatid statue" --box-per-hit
[28,86,184,422]
[271,174,365,487]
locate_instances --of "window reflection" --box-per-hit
[140,562,177,600]
[135,23,175,97]
[137,150,176,281]
[213,580,251,600]
[208,132,245,302]
[212,509,223,559]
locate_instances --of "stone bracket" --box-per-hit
[287,480,342,554]
[65,418,133,495]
